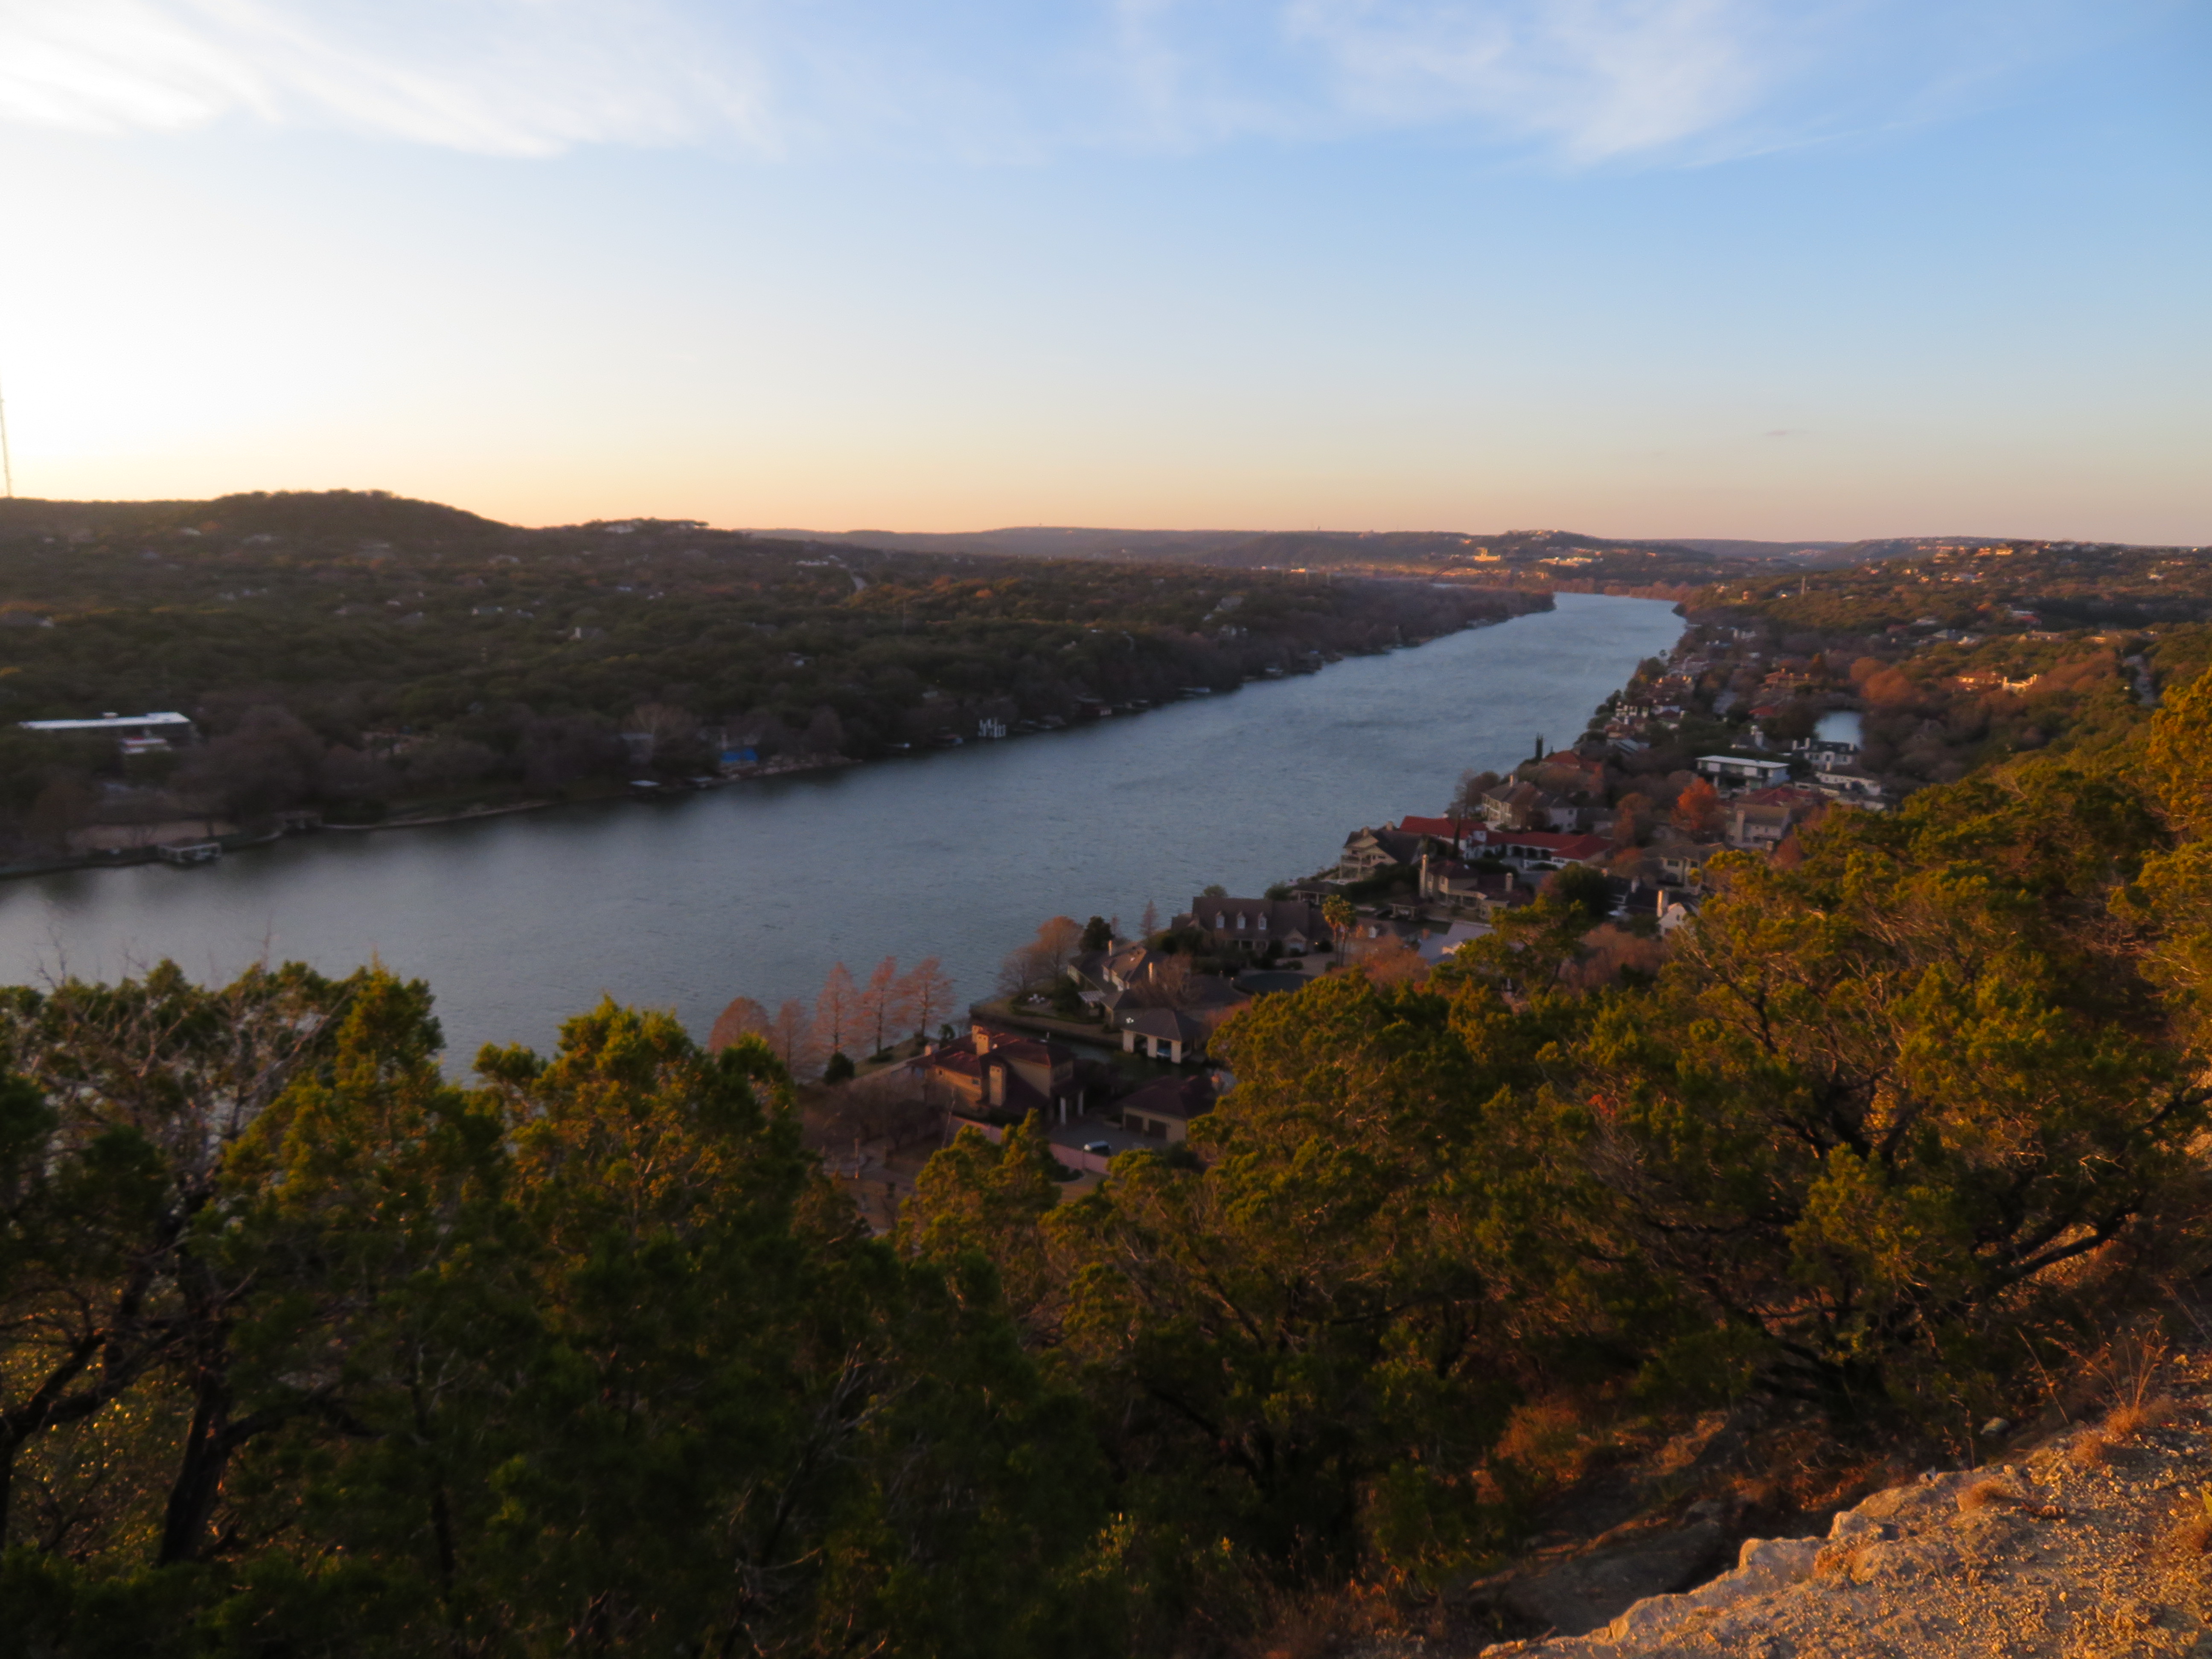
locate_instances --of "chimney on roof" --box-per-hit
[973,1025,991,1055]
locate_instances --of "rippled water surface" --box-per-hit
[0,593,1682,1060]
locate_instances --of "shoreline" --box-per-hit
[0,597,1573,885]
[320,799,556,833]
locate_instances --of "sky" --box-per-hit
[0,0,2205,542]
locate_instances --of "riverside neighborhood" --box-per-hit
[725,572,2171,1233]
[0,2,2203,1649]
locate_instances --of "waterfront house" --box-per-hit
[1069,941,1169,998]
[1462,828,1611,871]
[1337,827,1424,879]
[1790,737,1861,766]
[1176,896,1327,956]
[1696,754,1793,790]
[1476,780,1551,830]
[1810,764,1887,804]
[1397,815,1480,853]
[20,711,198,753]
[1071,941,1249,1018]
[1480,780,1583,832]
[912,1023,1089,1125]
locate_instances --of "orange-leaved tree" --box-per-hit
[708,995,770,1051]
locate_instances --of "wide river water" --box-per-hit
[0,593,1682,1063]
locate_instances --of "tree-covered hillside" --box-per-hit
[0,491,1536,855]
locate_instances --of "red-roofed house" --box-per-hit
[1464,828,1611,870]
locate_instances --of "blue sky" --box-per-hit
[0,0,2204,540]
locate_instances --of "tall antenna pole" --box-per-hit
[0,367,12,499]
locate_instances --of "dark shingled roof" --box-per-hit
[1118,1074,1215,1123]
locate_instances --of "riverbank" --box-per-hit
[0,593,1685,1064]
[322,800,551,832]
[0,824,288,882]
[0,606,1543,885]
[0,758,885,880]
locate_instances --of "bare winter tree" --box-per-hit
[1027,917,1084,981]
[995,945,1051,1001]
[995,916,1084,1000]
[901,956,955,1043]
[176,706,327,817]
[812,962,860,1062]
[857,956,909,1057]
[625,703,698,763]
[1448,769,1499,819]
[768,998,818,1076]
[1124,955,1195,1010]
[817,1066,943,1157]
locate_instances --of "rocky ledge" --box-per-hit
[1480,1358,2212,1658]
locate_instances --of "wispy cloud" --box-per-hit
[0,0,771,156]
[1281,0,1783,162]
[0,0,2128,164]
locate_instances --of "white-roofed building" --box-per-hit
[20,712,198,749]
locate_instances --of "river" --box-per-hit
[0,593,1682,1062]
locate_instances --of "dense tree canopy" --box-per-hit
[0,977,1113,1657]
[0,492,1535,857]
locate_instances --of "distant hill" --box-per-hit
[753,524,2074,576]
[747,524,1907,594]
[0,486,1547,866]
[746,527,1257,562]
[1654,538,1851,562]
[11,495,2183,602]
[0,489,508,546]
